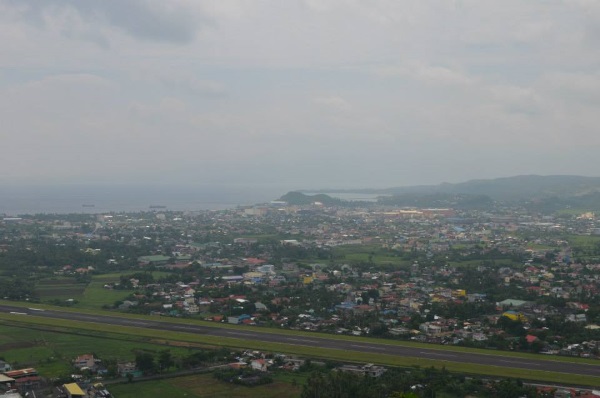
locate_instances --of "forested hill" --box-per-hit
[279,191,344,206]
[308,175,600,202]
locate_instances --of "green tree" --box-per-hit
[158,349,173,372]
[135,352,156,374]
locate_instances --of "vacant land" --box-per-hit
[109,373,301,398]
[333,244,411,266]
[35,278,87,300]
[35,271,171,309]
[567,234,600,261]
[0,323,192,377]
[77,281,134,309]
[446,258,517,268]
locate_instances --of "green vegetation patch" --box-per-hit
[35,278,87,300]
[76,281,134,309]
[0,322,192,378]
[91,271,171,282]
[446,259,517,268]
[333,244,410,266]
[110,373,301,398]
[555,208,594,216]
[35,271,174,309]
[566,234,600,261]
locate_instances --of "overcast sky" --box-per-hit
[1,1,599,189]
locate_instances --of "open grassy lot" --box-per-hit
[566,234,600,261]
[1,311,599,387]
[333,244,411,266]
[566,234,600,247]
[446,258,518,268]
[234,234,281,243]
[555,208,594,216]
[76,281,134,309]
[110,373,302,398]
[0,322,193,378]
[34,278,87,300]
[35,271,171,309]
[91,271,171,283]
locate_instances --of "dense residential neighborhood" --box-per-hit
[2,194,600,397]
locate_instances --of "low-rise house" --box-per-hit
[228,314,252,324]
[0,360,12,372]
[4,369,41,393]
[337,363,386,378]
[118,300,138,310]
[74,354,95,370]
[0,374,15,391]
[186,304,199,314]
[117,362,137,377]
[254,302,268,312]
[63,382,86,398]
[250,359,268,372]
[228,362,247,370]
[566,313,587,323]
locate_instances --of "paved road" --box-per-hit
[1,305,599,378]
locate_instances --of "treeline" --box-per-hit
[301,367,537,398]
[133,347,230,375]
[377,193,494,210]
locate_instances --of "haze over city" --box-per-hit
[5,3,600,395]
[1,1,599,190]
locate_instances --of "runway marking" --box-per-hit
[286,338,319,343]
[122,320,150,325]
[171,325,196,330]
[350,344,386,351]
[420,351,457,358]
[498,360,540,366]
[224,331,253,337]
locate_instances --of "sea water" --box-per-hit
[0,184,291,215]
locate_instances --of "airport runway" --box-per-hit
[1,304,599,378]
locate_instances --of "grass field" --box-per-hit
[35,272,172,309]
[446,259,518,268]
[234,234,281,243]
[555,209,594,216]
[566,234,600,261]
[110,373,302,398]
[0,322,194,377]
[91,271,172,283]
[567,234,600,247]
[76,281,134,309]
[333,245,411,266]
[35,278,87,300]
[525,244,555,251]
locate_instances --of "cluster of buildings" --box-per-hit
[2,200,600,360]
[0,356,116,398]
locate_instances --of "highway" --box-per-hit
[1,304,599,378]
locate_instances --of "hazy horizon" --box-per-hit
[2,2,599,188]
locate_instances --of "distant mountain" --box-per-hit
[377,193,494,210]
[309,175,600,202]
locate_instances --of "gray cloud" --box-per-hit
[0,1,599,188]
[5,0,206,43]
